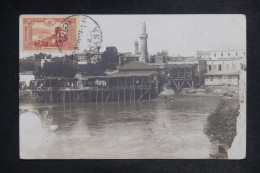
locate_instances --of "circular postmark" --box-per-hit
[55,15,102,57]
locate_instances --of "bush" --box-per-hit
[204,99,239,148]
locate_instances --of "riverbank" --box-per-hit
[158,84,239,101]
[180,86,239,99]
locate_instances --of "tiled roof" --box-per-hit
[119,61,157,71]
[85,71,156,79]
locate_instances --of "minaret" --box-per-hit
[134,40,139,55]
[139,21,148,63]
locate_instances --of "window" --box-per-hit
[236,52,238,56]
[244,52,246,56]
[218,64,222,71]
[221,53,223,57]
[209,65,212,71]
[214,53,216,57]
[228,53,230,56]
[210,76,213,81]
[232,64,236,70]
[226,64,229,70]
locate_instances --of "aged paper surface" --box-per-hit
[19,14,246,159]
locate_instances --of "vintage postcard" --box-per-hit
[19,14,246,159]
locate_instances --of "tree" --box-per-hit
[149,55,156,63]
[204,99,239,148]
[101,47,119,70]
[157,50,168,56]
[78,62,106,76]
[19,60,35,72]
[34,66,43,78]
[34,53,52,60]
[42,57,77,78]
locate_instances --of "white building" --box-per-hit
[197,50,246,60]
[206,58,242,72]
[77,53,102,64]
[204,57,246,86]
[204,71,240,86]
[41,58,52,68]
[19,71,35,87]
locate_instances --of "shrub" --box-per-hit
[204,99,239,148]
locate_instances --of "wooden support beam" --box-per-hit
[45,91,47,104]
[133,77,135,101]
[124,89,126,102]
[137,88,149,101]
[149,76,152,89]
[106,90,111,102]
[173,81,178,89]
[117,78,118,90]
[124,77,126,102]
[180,80,185,89]
[102,90,104,102]
[125,77,126,89]
[89,90,91,102]
[69,91,71,102]
[132,77,134,89]
[96,89,98,102]
[118,90,120,102]
[75,92,83,102]
[187,81,192,88]
[141,76,143,96]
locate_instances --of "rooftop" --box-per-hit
[204,70,240,76]
[19,71,34,75]
[83,71,156,79]
[165,64,197,69]
[119,61,157,71]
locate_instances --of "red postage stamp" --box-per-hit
[21,15,78,52]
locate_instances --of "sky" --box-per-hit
[20,14,246,58]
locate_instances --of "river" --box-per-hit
[20,96,224,159]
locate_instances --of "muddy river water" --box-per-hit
[20,96,226,159]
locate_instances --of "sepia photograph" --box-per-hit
[19,14,246,159]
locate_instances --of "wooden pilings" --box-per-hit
[34,76,155,103]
